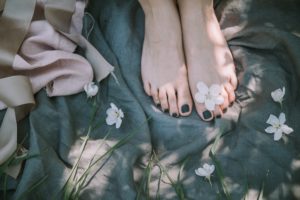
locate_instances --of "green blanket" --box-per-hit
[1,0,300,199]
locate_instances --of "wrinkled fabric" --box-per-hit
[0,0,300,199]
[0,0,93,110]
[0,0,36,171]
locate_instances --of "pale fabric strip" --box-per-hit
[0,0,36,67]
[45,0,114,82]
[0,0,36,177]
[0,0,5,13]
[0,76,35,167]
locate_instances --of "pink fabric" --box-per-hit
[0,0,93,109]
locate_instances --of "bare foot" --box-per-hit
[139,0,192,117]
[178,0,238,121]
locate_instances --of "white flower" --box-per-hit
[194,82,224,111]
[84,82,99,98]
[271,87,285,104]
[265,113,293,141]
[195,163,215,180]
[106,103,124,129]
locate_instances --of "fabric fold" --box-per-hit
[0,0,36,169]
[44,0,114,82]
[0,0,5,13]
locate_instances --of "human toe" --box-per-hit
[158,88,169,112]
[196,104,214,121]
[166,87,179,117]
[177,86,192,116]
[224,82,236,104]
[151,86,160,105]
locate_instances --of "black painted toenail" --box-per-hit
[203,110,212,120]
[163,109,169,113]
[216,114,221,118]
[172,113,178,117]
[181,104,190,113]
[156,103,161,107]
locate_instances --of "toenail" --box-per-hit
[181,104,190,113]
[203,110,212,120]
[163,109,169,113]
[216,114,221,118]
[156,103,161,107]
[172,113,178,118]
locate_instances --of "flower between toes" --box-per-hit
[195,82,224,111]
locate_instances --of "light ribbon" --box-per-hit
[0,0,4,13]
[0,0,36,172]
[45,0,114,82]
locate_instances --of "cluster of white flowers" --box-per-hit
[265,87,293,141]
[194,82,224,111]
[84,82,124,129]
[194,87,294,183]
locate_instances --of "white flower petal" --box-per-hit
[279,113,286,124]
[195,168,209,177]
[204,164,215,174]
[266,114,279,125]
[106,108,115,115]
[214,95,224,105]
[196,82,209,95]
[271,89,282,102]
[210,165,215,174]
[282,87,285,96]
[274,129,283,141]
[271,87,285,103]
[281,124,293,135]
[106,116,116,125]
[265,126,276,134]
[84,82,99,98]
[209,84,222,96]
[119,109,124,118]
[115,118,122,129]
[203,163,210,170]
[110,103,118,111]
[195,92,205,103]
[205,99,216,111]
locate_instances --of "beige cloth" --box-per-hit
[0,0,93,110]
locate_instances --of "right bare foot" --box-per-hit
[178,0,238,121]
[139,0,192,117]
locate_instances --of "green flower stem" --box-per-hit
[153,152,186,200]
[62,126,92,200]
[209,128,232,200]
[2,174,7,200]
[137,154,154,200]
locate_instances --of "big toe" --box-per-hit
[195,103,214,122]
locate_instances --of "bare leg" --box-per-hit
[177,0,238,121]
[139,0,193,117]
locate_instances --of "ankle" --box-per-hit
[177,0,214,15]
[139,0,176,15]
